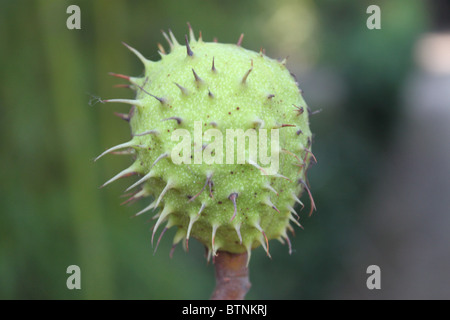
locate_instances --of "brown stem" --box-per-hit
[210,251,251,300]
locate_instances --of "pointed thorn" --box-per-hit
[187,22,196,42]
[206,247,212,264]
[162,116,182,125]
[211,224,219,256]
[168,29,180,46]
[150,94,167,105]
[174,82,189,95]
[121,189,145,206]
[114,112,130,122]
[285,234,293,255]
[188,173,212,203]
[125,153,167,191]
[241,60,253,84]
[153,180,174,209]
[274,173,291,182]
[186,215,198,252]
[271,200,280,213]
[307,136,312,148]
[264,197,280,214]
[288,224,296,237]
[108,72,130,81]
[228,193,238,222]
[192,68,203,84]
[309,108,323,116]
[211,57,216,72]
[109,149,135,156]
[236,33,244,47]
[265,184,279,196]
[208,89,214,98]
[234,224,243,244]
[293,104,305,116]
[121,42,152,67]
[185,34,194,57]
[290,214,303,229]
[153,152,169,166]
[298,179,316,216]
[102,98,143,107]
[152,206,173,246]
[133,129,158,137]
[161,30,173,49]
[287,205,300,220]
[94,141,134,162]
[248,159,269,176]
[169,243,177,258]
[125,170,155,192]
[305,149,318,163]
[100,167,136,188]
[197,202,206,217]
[261,230,270,257]
[254,222,270,256]
[120,190,138,199]
[292,193,305,209]
[153,227,168,255]
[282,149,304,170]
[245,244,252,267]
[170,229,185,258]
[253,118,265,129]
[134,200,156,218]
[132,82,167,105]
[157,43,166,55]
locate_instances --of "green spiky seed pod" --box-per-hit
[98,26,316,263]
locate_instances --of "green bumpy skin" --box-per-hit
[98,27,315,262]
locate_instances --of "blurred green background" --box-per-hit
[2,0,447,300]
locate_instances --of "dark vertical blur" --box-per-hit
[428,0,450,31]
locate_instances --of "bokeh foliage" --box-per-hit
[0,0,427,299]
